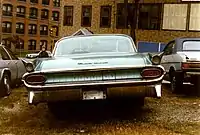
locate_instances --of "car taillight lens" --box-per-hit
[26,75,46,85]
[141,68,162,78]
[182,63,190,69]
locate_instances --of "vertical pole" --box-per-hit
[0,0,3,44]
[158,43,161,52]
[124,0,128,29]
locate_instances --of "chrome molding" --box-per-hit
[29,91,34,104]
[23,65,165,76]
[23,74,164,89]
[155,84,162,98]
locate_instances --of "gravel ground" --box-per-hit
[0,84,200,135]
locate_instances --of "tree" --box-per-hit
[5,35,23,52]
[124,0,140,43]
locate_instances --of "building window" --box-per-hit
[40,25,48,35]
[116,3,135,29]
[42,0,49,5]
[53,0,60,7]
[16,23,25,34]
[28,24,37,34]
[41,9,49,19]
[2,22,12,33]
[2,4,13,16]
[16,6,26,17]
[52,11,59,21]
[81,6,92,27]
[138,4,161,30]
[100,6,111,28]
[30,0,38,4]
[63,6,73,26]
[163,4,188,30]
[52,26,59,36]
[29,7,38,19]
[40,40,48,50]
[28,40,36,50]
[2,39,11,49]
[189,4,200,31]
[16,40,24,49]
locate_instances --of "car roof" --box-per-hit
[59,34,133,42]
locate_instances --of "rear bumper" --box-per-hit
[27,84,162,105]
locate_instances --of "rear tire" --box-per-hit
[0,73,11,97]
[193,76,200,96]
[170,71,183,94]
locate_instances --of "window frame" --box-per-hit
[100,6,112,28]
[28,24,37,35]
[2,21,12,33]
[63,6,73,26]
[2,4,13,16]
[30,0,38,4]
[81,5,92,27]
[41,9,49,19]
[138,3,162,30]
[53,0,60,7]
[16,6,26,17]
[40,40,48,50]
[29,7,38,19]
[16,23,25,34]
[42,0,49,5]
[116,3,135,29]
[28,40,37,50]
[52,11,59,21]
[40,25,48,35]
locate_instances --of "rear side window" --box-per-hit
[182,41,200,51]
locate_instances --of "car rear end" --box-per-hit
[22,65,165,105]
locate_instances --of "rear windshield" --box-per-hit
[182,41,200,51]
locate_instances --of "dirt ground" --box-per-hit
[0,84,200,135]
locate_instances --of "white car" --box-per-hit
[26,51,52,59]
[160,37,200,94]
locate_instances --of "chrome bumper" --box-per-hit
[185,72,200,75]
[28,84,162,105]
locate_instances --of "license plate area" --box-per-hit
[82,90,106,100]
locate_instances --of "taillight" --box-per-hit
[182,62,200,69]
[26,74,46,85]
[141,68,162,78]
[181,63,190,69]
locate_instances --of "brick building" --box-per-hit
[0,0,61,52]
[61,0,200,47]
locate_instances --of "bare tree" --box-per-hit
[5,35,22,52]
[124,0,140,43]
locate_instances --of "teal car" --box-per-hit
[22,34,165,111]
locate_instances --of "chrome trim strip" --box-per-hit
[29,91,34,104]
[23,65,165,76]
[155,84,161,98]
[23,74,164,89]
[0,68,10,80]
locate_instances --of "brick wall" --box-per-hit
[61,0,200,45]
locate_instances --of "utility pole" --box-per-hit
[124,0,128,29]
[0,0,3,44]
[130,0,140,43]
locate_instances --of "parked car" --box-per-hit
[0,45,27,97]
[160,37,200,94]
[22,34,165,114]
[26,51,52,59]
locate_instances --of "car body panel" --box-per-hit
[22,34,165,105]
[34,53,152,72]
[0,45,26,85]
